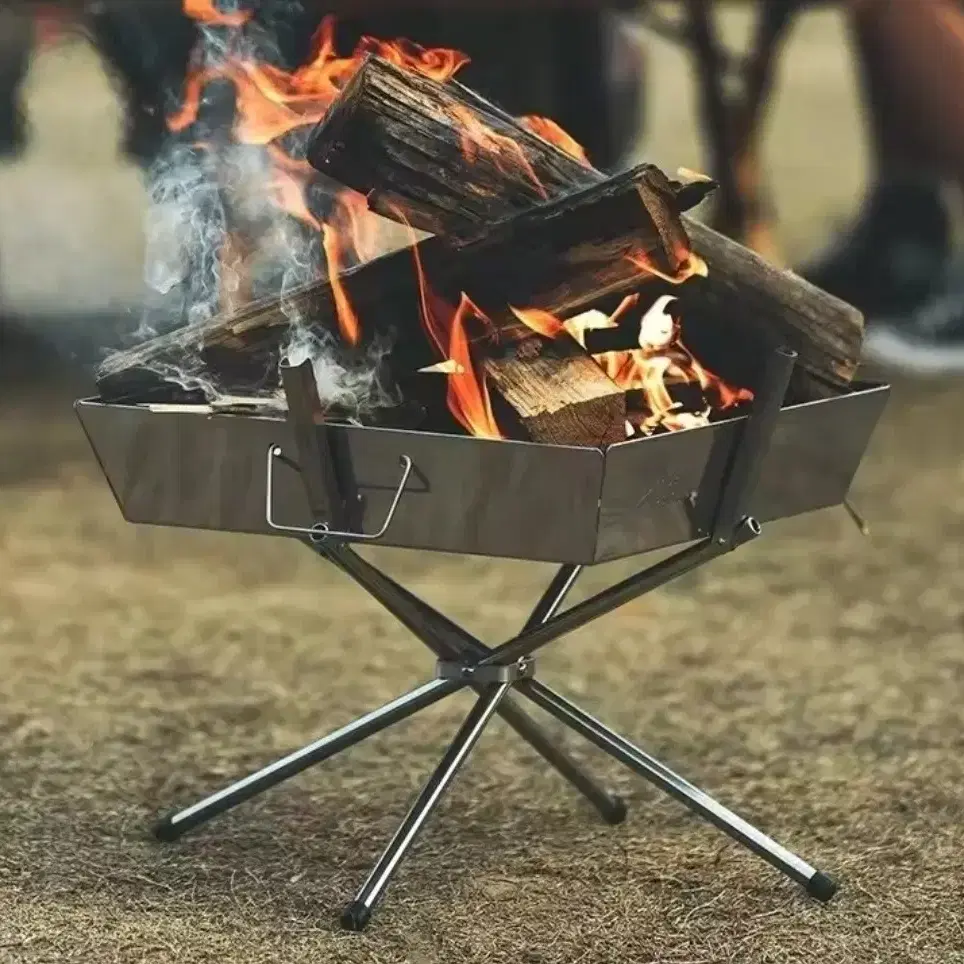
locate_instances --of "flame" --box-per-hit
[171,15,466,143]
[419,359,467,375]
[508,306,564,340]
[264,144,321,230]
[561,295,753,435]
[184,0,252,27]
[450,105,548,200]
[402,208,502,438]
[519,115,592,168]
[172,1,753,442]
[626,248,709,285]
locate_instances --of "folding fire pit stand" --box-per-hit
[148,344,839,931]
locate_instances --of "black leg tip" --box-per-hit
[152,814,184,843]
[340,902,373,932]
[806,871,839,903]
[602,795,629,825]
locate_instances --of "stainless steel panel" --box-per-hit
[76,381,888,566]
[75,400,606,564]
[594,382,890,562]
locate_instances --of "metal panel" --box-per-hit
[594,382,890,562]
[76,381,888,566]
[75,400,605,564]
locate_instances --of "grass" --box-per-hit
[2,9,964,964]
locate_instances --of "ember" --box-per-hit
[97,1,764,448]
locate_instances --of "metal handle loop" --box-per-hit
[265,445,413,543]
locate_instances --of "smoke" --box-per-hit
[102,2,399,415]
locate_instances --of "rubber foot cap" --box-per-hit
[152,815,183,843]
[806,871,839,903]
[602,795,629,826]
[340,902,373,932]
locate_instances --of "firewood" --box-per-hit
[307,56,864,391]
[97,164,689,413]
[483,335,626,447]
[306,54,601,244]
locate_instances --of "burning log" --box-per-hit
[305,54,601,242]
[307,55,865,393]
[483,337,625,447]
[97,163,693,446]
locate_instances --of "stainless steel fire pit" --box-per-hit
[75,344,890,932]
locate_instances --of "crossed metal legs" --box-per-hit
[153,535,838,931]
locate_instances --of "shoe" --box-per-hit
[798,176,953,318]
[863,266,964,375]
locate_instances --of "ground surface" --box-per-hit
[2,9,963,964]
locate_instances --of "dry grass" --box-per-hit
[3,9,964,964]
[3,347,964,962]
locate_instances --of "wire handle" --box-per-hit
[265,445,413,543]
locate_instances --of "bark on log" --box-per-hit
[307,55,865,392]
[306,54,601,243]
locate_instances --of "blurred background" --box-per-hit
[1,4,962,963]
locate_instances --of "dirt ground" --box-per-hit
[2,10,963,964]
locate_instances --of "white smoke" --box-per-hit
[118,3,398,415]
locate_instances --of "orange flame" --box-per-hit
[560,296,753,435]
[402,207,502,439]
[508,306,564,340]
[184,0,252,27]
[171,15,466,144]
[519,115,592,168]
[264,144,321,231]
[450,105,548,200]
[172,8,469,344]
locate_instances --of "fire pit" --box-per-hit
[76,10,888,933]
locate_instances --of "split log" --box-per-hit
[307,55,865,392]
[306,54,601,243]
[483,337,626,447]
[97,163,691,419]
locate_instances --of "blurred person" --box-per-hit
[0,5,33,159]
[0,1,645,171]
[803,0,964,373]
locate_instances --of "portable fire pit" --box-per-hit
[77,52,889,931]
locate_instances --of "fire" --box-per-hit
[561,296,754,435]
[626,248,709,285]
[451,105,548,200]
[403,208,502,439]
[171,1,751,442]
[170,14,466,143]
[519,116,592,168]
[183,0,251,27]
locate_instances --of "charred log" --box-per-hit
[306,54,601,244]
[307,56,864,392]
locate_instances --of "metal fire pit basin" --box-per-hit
[75,381,889,565]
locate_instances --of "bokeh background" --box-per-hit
[1,5,962,963]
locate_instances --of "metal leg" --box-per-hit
[153,678,460,842]
[520,681,838,902]
[341,683,512,931]
[321,545,626,824]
